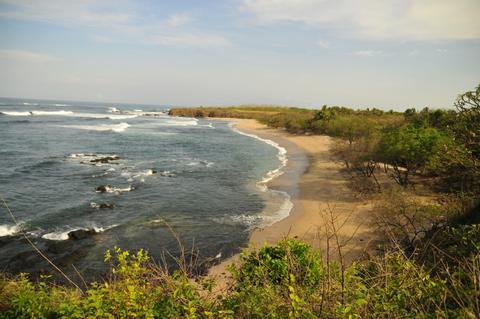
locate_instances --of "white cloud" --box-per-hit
[0,49,58,63]
[408,49,420,56]
[316,40,330,48]
[166,13,192,27]
[0,0,133,28]
[354,50,382,57]
[146,33,230,47]
[91,35,116,43]
[242,0,480,40]
[0,1,229,48]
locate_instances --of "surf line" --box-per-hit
[228,122,293,226]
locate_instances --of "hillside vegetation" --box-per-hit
[1,85,479,318]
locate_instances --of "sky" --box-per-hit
[0,0,479,110]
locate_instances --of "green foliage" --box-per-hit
[1,237,479,318]
[454,84,480,158]
[232,239,323,289]
[375,125,452,185]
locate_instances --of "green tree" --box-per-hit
[454,84,480,158]
[376,125,450,185]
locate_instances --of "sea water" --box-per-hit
[0,97,291,279]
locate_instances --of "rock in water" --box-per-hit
[90,156,120,164]
[96,185,112,193]
[67,229,97,240]
[99,203,115,209]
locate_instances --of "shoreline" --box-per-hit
[209,118,379,286]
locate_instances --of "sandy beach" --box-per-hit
[209,118,380,285]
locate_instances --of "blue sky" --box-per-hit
[0,0,479,110]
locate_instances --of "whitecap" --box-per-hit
[113,185,135,193]
[0,111,32,116]
[0,224,19,237]
[70,113,137,120]
[108,107,121,113]
[0,110,74,116]
[186,159,214,167]
[42,224,119,241]
[90,202,100,209]
[31,110,74,116]
[61,122,130,133]
[96,185,134,194]
[157,117,198,126]
[42,230,70,241]
[212,214,263,230]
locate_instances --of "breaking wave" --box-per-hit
[61,122,130,133]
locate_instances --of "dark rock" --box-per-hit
[99,203,115,209]
[90,156,120,164]
[67,229,97,240]
[96,185,112,193]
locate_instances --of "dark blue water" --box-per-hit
[0,97,286,279]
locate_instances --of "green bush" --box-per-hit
[1,237,479,318]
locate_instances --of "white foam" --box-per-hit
[201,123,215,128]
[42,230,70,241]
[212,214,263,230]
[230,122,292,226]
[112,185,134,193]
[0,224,19,237]
[71,112,137,120]
[96,185,134,194]
[68,153,118,160]
[1,109,136,120]
[0,111,32,116]
[157,117,198,126]
[31,110,74,116]
[121,169,155,182]
[42,224,119,241]
[93,224,119,232]
[61,122,130,133]
[108,107,120,113]
[124,110,165,117]
[186,159,214,167]
[159,170,175,177]
[262,190,294,226]
[1,110,73,116]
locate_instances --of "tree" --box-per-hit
[376,125,449,186]
[454,84,480,158]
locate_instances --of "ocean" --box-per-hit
[0,97,292,279]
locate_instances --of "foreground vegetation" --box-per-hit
[1,85,478,318]
[1,231,479,318]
